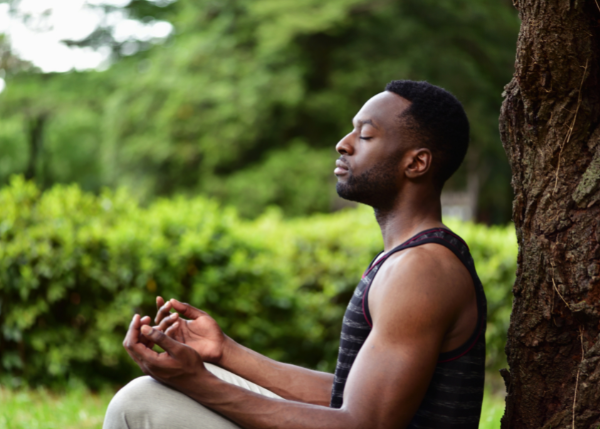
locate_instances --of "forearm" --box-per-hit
[186,373,357,429]
[219,336,333,406]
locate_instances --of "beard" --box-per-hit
[336,156,400,209]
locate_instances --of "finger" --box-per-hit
[165,321,181,340]
[123,314,150,361]
[170,299,206,320]
[139,316,154,347]
[123,314,165,375]
[141,325,189,358]
[157,313,179,332]
[141,337,155,349]
[123,314,141,350]
[156,296,165,310]
[155,301,173,324]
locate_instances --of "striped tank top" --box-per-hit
[330,228,487,428]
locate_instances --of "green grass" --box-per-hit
[480,387,506,429]
[0,387,113,429]
[0,384,505,429]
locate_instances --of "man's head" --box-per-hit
[335,80,469,208]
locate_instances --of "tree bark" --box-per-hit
[500,1,600,428]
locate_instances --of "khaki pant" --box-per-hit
[103,363,282,429]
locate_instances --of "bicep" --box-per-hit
[341,252,457,427]
[341,324,442,428]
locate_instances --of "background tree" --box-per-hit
[499,0,600,427]
[0,71,111,190]
[102,0,519,220]
[0,0,519,221]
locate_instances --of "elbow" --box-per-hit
[337,407,367,429]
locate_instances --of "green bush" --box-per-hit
[0,177,516,388]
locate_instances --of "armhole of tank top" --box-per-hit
[363,251,385,279]
[362,251,386,326]
[362,234,485,362]
[363,279,374,327]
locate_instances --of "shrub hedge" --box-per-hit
[0,177,516,388]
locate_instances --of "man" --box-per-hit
[104,80,486,429]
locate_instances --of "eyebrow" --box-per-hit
[354,119,380,129]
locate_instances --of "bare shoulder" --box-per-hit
[368,243,474,335]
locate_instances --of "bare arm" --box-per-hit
[149,297,332,405]
[219,336,333,406]
[126,245,473,428]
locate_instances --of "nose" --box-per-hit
[336,131,355,156]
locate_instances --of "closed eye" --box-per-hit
[359,136,373,140]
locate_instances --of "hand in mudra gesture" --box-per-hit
[140,296,228,364]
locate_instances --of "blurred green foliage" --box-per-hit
[0,0,519,222]
[0,178,516,388]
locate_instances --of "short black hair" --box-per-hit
[384,80,469,189]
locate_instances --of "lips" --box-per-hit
[334,159,349,176]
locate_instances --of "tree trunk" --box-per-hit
[24,114,46,181]
[500,1,600,428]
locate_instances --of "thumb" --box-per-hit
[170,299,206,320]
[141,325,186,357]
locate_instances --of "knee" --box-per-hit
[103,376,165,429]
[116,375,161,399]
[103,376,237,429]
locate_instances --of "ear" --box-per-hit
[404,148,433,179]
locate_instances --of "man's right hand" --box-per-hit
[150,296,228,364]
[148,296,334,407]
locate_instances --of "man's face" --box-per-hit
[334,92,412,208]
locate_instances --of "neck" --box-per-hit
[374,185,444,252]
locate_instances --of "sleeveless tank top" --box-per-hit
[330,228,487,428]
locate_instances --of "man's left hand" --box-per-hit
[123,314,209,390]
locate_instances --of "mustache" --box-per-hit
[337,156,350,167]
